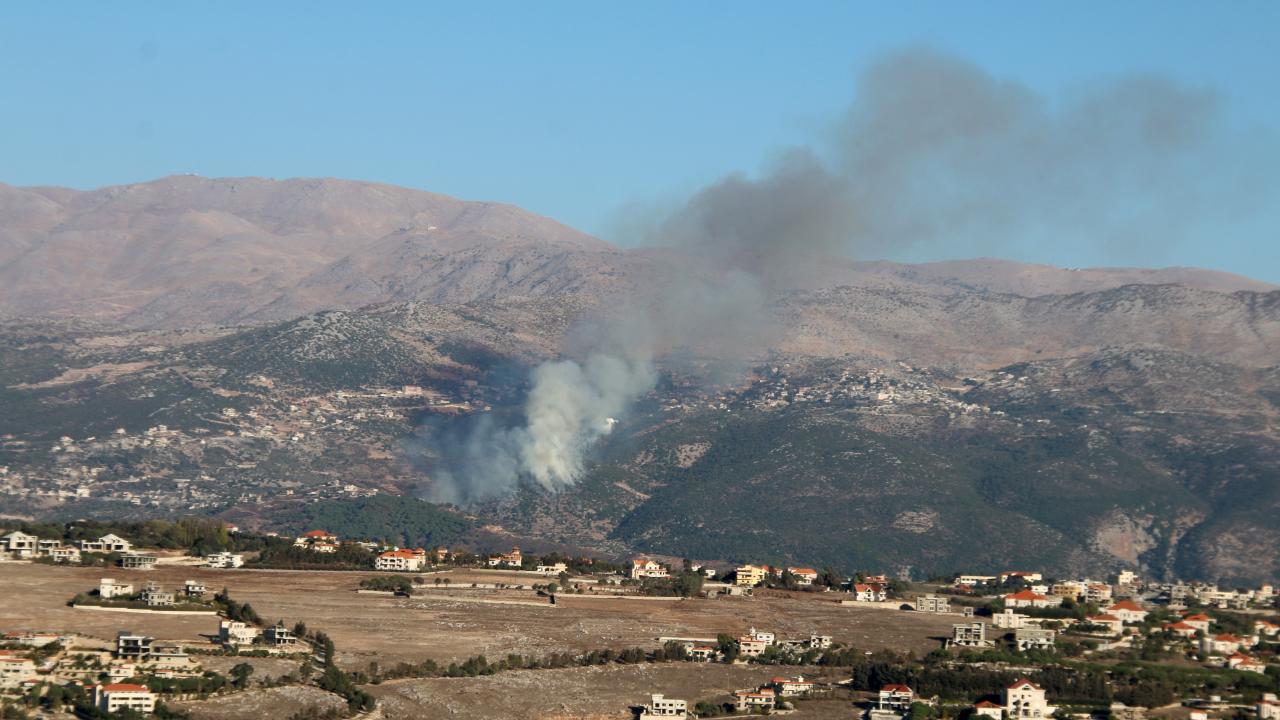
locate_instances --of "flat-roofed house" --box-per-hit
[93,683,156,714]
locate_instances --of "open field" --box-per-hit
[175,685,347,720]
[0,563,957,672]
[367,663,855,720]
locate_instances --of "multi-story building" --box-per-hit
[93,683,156,714]
[786,567,819,585]
[264,623,298,647]
[100,578,134,599]
[140,583,175,607]
[115,631,154,661]
[915,594,951,613]
[733,688,776,712]
[1004,679,1055,719]
[219,620,259,647]
[639,693,689,718]
[630,557,669,580]
[0,654,38,689]
[205,551,244,568]
[949,622,993,648]
[0,531,38,558]
[735,564,770,587]
[487,547,522,568]
[1014,627,1056,651]
[80,534,133,553]
[375,549,426,572]
[118,553,157,570]
[878,684,914,710]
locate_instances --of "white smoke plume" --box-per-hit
[519,352,656,490]
[419,48,1276,505]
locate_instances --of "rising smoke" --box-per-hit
[421,48,1267,505]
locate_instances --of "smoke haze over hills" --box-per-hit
[419,49,1280,504]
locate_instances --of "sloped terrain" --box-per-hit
[2,176,1279,583]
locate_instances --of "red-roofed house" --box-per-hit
[1200,633,1244,655]
[786,567,819,585]
[630,557,669,580]
[853,584,887,602]
[878,684,914,710]
[733,687,776,712]
[974,700,1003,719]
[1106,600,1148,624]
[93,683,156,714]
[1182,613,1212,633]
[1225,653,1266,673]
[1254,620,1279,637]
[487,547,522,568]
[294,530,339,552]
[1005,679,1055,719]
[375,548,426,572]
[771,676,815,696]
[999,571,1044,584]
[1163,621,1200,639]
[1084,614,1124,636]
[1005,590,1054,609]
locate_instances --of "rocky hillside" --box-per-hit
[2,175,1278,583]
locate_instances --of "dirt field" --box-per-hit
[367,663,855,720]
[175,685,346,720]
[0,563,957,673]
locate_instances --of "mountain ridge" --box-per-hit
[1,176,1274,328]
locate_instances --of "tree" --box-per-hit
[231,663,255,689]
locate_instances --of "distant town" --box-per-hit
[2,523,1278,719]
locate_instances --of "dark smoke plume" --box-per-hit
[421,49,1272,504]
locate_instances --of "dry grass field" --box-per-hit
[175,685,347,720]
[0,563,956,672]
[367,663,856,720]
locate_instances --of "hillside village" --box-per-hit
[2,523,1280,719]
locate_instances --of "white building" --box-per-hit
[0,654,37,689]
[140,583,175,607]
[205,551,244,568]
[1105,600,1149,624]
[993,609,1028,629]
[1004,679,1055,719]
[851,584,887,602]
[1201,633,1246,656]
[1014,627,1056,651]
[733,688,777,712]
[1,531,38,558]
[118,553,157,570]
[640,693,689,718]
[219,620,260,647]
[630,557,670,580]
[772,675,815,696]
[80,534,133,553]
[93,683,156,714]
[879,684,914,710]
[48,546,81,563]
[536,562,569,575]
[375,549,426,572]
[1256,694,1280,720]
[100,578,134,599]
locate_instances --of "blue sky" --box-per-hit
[2,2,1277,281]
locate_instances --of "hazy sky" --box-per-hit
[3,3,1278,281]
